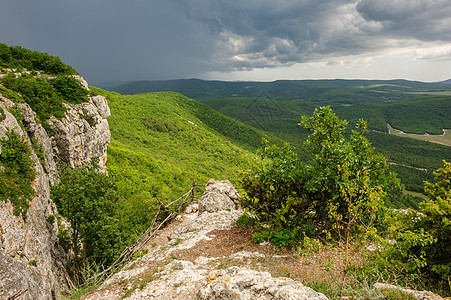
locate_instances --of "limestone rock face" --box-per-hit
[48,94,111,173]
[198,179,240,214]
[198,267,329,300]
[0,78,111,299]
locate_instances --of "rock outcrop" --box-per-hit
[0,77,111,299]
[374,283,446,300]
[84,180,330,300]
[198,267,328,300]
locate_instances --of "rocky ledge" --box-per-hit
[84,180,329,300]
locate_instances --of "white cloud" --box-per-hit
[414,44,451,60]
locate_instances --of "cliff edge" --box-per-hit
[0,75,110,300]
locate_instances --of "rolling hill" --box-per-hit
[109,79,451,199]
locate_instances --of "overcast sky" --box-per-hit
[1,0,451,85]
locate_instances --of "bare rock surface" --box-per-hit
[198,179,240,213]
[84,180,330,300]
[198,266,329,300]
[374,283,446,300]
[0,76,111,299]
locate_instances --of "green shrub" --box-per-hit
[240,107,401,246]
[420,161,451,288]
[46,214,55,224]
[252,230,270,243]
[0,85,24,102]
[0,106,5,122]
[51,165,122,275]
[0,129,36,219]
[50,76,88,104]
[28,260,38,267]
[270,230,294,247]
[0,43,77,75]
[1,73,90,132]
[235,212,257,227]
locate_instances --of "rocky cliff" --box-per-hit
[0,76,111,300]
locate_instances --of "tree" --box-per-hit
[240,106,401,242]
[420,160,451,284]
[51,165,120,277]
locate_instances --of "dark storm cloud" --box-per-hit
[0,0,216,83]
[173,0,451,69]
[0,0,450,83]
[356,0,451,42]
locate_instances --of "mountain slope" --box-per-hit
[111,78,451,103]
[91,88,275,219]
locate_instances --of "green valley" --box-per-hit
[111,79,450,202]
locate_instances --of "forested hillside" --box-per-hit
[112,79,451,205]
[91,88,280,237]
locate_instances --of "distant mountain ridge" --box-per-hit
[110,78,451,101]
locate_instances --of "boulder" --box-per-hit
[374,283,445,300]
[197,267,329,300]
[198,179,240,214]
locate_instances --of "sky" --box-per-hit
[1,0,451,85]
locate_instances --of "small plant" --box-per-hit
[46,214,55,224]
[236,212,257,227]
[381,288,416,300]
[0,106,5,122]
[270,230,294,248]
[170,238,181,246]
[28,260,38,267]
[252,230,270,243]
[171,262,184,271]
[132,248,149,261]
[81,114,97,127]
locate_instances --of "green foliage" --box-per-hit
[1,73,90,132]
[50,76,88,104]
[240,107,401,246]
[0,84,24,102]
[420,161,451,284]
[0,129,36,219]
[0,43,77,75]
[46,214,55,224]
[252,230,270,243]
[0,106,5,122]
[363,163,451,295]
[28,260,38,267]
[235,212,257,227]
[51,165,121,275]
[239,140,307,236]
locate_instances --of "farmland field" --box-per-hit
[388,124,451,146]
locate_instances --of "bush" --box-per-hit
[0,129,36,219]
[51,165,122,277]
[420,161,451,287]
[239,107,401,246]
[50,76,88,104]
[0,43,77,75]
[0,73,90,132]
